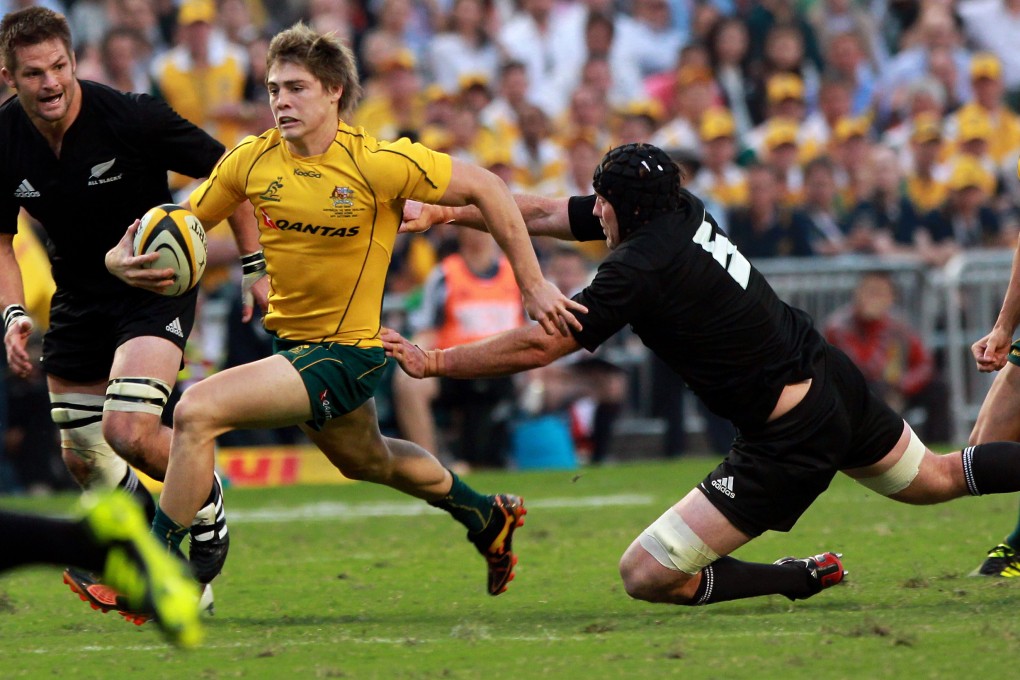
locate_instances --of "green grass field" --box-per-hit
[2,458,1019,679]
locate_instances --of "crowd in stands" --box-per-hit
[4,0,1017,488]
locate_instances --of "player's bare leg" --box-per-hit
[309,401,527,595]
[967,364,1020,575]
[619,489,844,605]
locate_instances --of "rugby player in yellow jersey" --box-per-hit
[107,22,585,597]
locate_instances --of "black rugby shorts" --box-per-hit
[42,286,197,383]
[697,344,905,536]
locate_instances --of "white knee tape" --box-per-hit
[638,508,720,575]
[105,377,171,416]
[49,393,127,490]
[855,426,925,496]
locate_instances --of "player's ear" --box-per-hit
[0,67,14,89]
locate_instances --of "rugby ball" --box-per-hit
[133,204,208,297]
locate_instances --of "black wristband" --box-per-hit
[240,251,267,275]
[3,303,27,332]
[567,195,603,242]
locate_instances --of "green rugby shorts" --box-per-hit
[272,338,388,430]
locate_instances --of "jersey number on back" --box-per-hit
[692,221,750,290]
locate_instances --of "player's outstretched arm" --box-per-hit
[401,194,576,240]
[974,232,1020,372]
[436,159,586,336]
[104,220,175,293]
[381,324,581,379]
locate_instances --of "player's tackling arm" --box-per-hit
[381,323,581,379]
[974,232,1020,372]
[437,158,585,335]
[403,194,575,240]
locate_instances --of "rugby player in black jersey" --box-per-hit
[0,7,257,616]
[385,142,1020,606]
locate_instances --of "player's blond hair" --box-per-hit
[0,7,73,72]
[266,22,363,119]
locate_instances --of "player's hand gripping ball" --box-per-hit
[133,204,208,296]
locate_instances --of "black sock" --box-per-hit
[688,557,815,605]
[119,468,157,524]
[0,510,107,574]
[962,442,1020,496]
[428,471,491,534]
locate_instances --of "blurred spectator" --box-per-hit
[353,49,425,140]
[800,155,851,256]
[497,0,572,116]
[878,8,971,126]
[651,65,716,152]
[745,0,824,74]
[218,0,264,46]
[687,107,748,208]
[426,0,500,93]
[307,0,361,45]
[515,246,627,466]
[93,27,155,95]
[800,74,853,159]
[917,156,1006,266]
[844,145,923,256]
[360,0,420,77]
[555,84,613,152]
[725,163,812,258]
[808,0,888,72]
[945,53,1020,167]
[830,115,873,207]
[391,229,528,471]
[562,132,604,199]
[958,0,1020,103]
[903,112,950,213]
[824,271,950,442]
[629,0,683,79]
[151,0,250,149]
[613,100,662,145]
[761,117,805,205]
[745,73,807,157]
[748,22,821,119]
[479,60,529,143]
[705,16,755,137]
[823,30,878,117]
[510,103,566,195]
[882,77,947,169]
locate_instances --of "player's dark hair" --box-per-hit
[266,22,363,119]
[0,7,73,73]
[592,143,682,238]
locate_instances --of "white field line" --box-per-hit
[227,493,656,524]
[22,628,817,655]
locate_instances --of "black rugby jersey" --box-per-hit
[566,191,826,431]
[0,80,225,296]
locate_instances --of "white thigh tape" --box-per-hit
[49,392,127,489]
[105,377,171,416]
[855,426,925,496]
[639,508,720,575]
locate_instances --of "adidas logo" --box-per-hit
[711,476,735,498]
[165,317,184,338]
[14,179,40,198]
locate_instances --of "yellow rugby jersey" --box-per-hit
[189,122,452,346]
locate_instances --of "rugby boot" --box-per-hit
[773,552,846,601]
[468,494,527,596]
[189,472,230,584]
[972,543,1020,577]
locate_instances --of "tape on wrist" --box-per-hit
[240,250,267,275]
[3,304,27,332]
